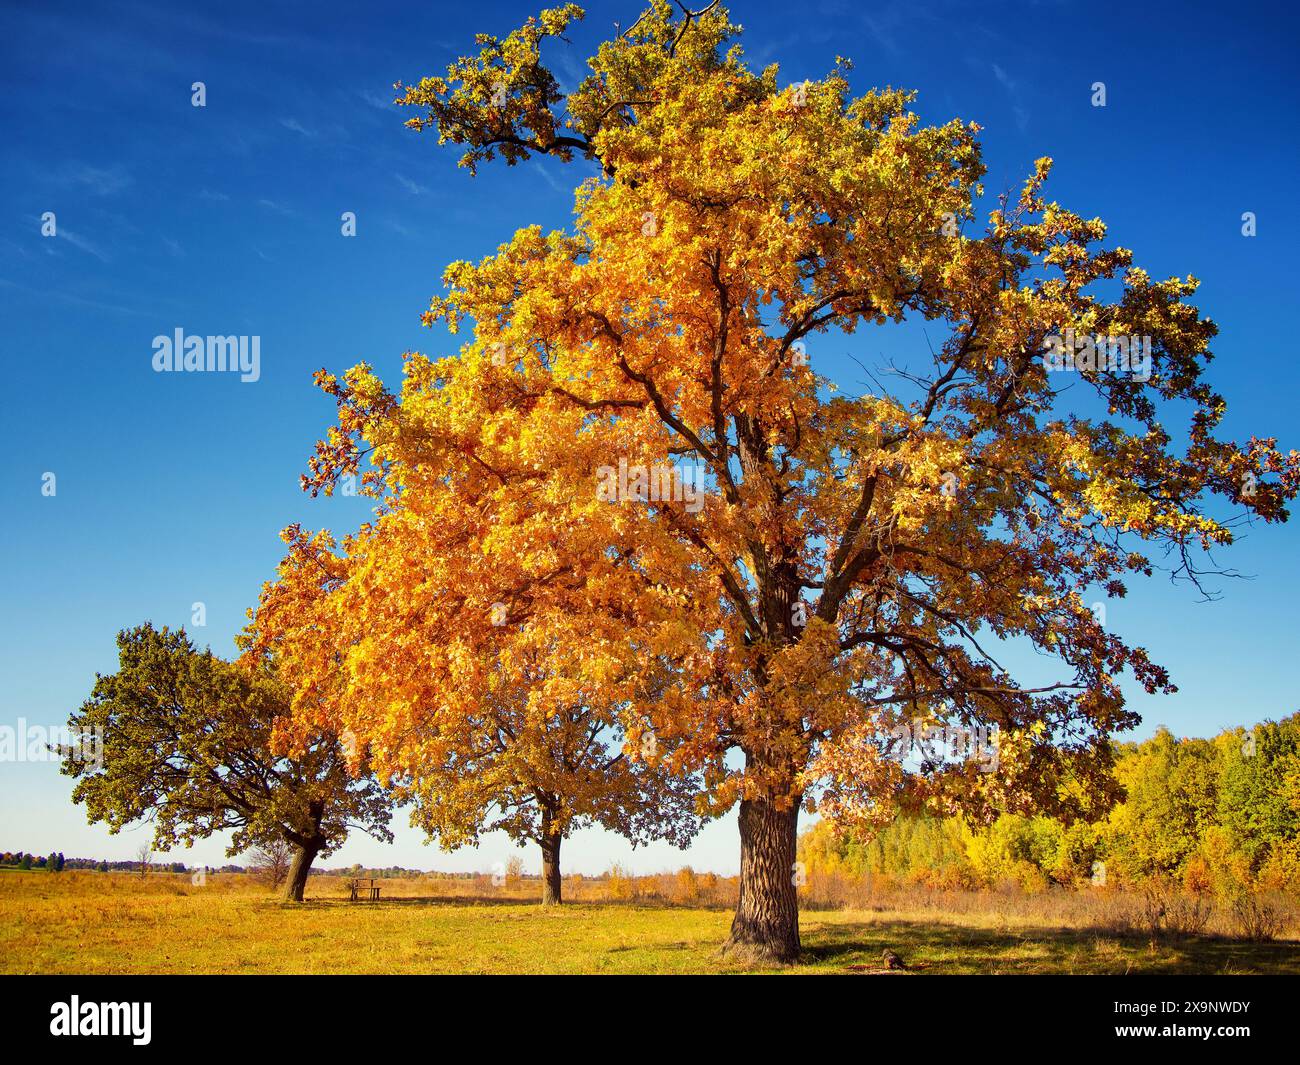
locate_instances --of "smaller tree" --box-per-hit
[248,838,294,890]
[55,852,65,872]
[398,639,703,906]
[63,624,396,902]
[245,525,704,905]
[19,854,31,870]
[135,843,152,879]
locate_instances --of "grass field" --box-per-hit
[3,872,1298,974]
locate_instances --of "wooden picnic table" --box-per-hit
[347,877,381,901]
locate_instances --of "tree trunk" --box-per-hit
[540,804,562,905]
[721,795,801,963]
[539,834,563,905]
[283,838,322,903]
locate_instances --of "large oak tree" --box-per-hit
[287,2,1296,958]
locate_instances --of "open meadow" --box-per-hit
[3,870,1297,975]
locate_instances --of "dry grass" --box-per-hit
[2,869,1297,975]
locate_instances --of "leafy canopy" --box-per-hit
[281,2,1295,834]
[246,525,701,854]
[64,624,393,857]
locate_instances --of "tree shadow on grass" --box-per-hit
[305,894,535,908]
[302,894,733,913]
[607,940,695,953]
[304,894,736,912]
[798,916,1300,974]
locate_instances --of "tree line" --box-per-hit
[0,852,189,873]
[800,714,1300,898]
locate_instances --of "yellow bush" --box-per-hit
[1183,855,1213,896]
[1009,860,1051,895]
[1257,840,1300,895]
[606,863,634,901]
[672,867,700,904]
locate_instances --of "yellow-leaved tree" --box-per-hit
[268,2,1297,958]
[245,515,702,905]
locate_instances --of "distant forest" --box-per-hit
[800,715,1300,895]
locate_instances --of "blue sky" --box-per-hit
[2,0,1297,875]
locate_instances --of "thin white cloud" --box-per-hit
[55,163,133,197]
[553,51,586,95]
[531,161,568,196]
[0,277,149,316]
[279,116,316,138]
[991,63,1029,132]
[59,228,110,262]
[359,88,396,110]
[396,174,432,195]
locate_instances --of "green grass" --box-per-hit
[3,874,1298,974]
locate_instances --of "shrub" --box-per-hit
[1136,878,1212,936]
[1256,839,1300,894]
[1182,855,1213,897]
[1228,891,1286,941]
[1009,860,1051,895]
[606,863,633,901]
[672,867,700,904]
